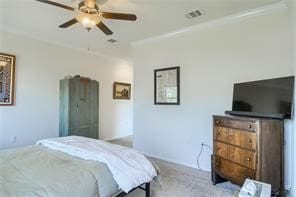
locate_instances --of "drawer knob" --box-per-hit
[247,158,251,161]
[248,125,252,128]
[216,120,221,124]
[217,132,221,136]
[247,139,252,143]
[215,162,220,166]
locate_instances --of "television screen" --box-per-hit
[230,76,294,119]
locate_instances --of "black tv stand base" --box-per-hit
[225,110,285,119]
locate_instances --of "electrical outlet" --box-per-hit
[9,136,17,143]
[201,142,212,149]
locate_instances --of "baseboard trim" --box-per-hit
[141,151,211,172]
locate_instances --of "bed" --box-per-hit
[0,136,157,197]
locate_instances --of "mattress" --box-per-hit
[0,145,119,197]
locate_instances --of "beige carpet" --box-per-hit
[109,136,240,197]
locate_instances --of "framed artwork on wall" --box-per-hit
[154,66,180,105]
[0,52,16,106]
[113,82,131,100]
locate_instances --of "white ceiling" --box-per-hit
[0,0,281,61]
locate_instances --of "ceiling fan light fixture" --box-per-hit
[76,12,100,30]
[81,17,96,30]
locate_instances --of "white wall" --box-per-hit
[133,3,294,189]
[293,13,296,197]
[286,0,296,196]
[0,30,133,149]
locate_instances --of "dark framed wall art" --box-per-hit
[0,52,16,106]
[154,66,180,105]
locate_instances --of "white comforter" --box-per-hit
[37,136,157,193]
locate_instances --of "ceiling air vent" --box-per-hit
[185,10,202,19]
[107,39,118,43]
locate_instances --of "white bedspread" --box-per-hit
[36,136,157,193]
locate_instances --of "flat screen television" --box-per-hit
[226,76,295,119]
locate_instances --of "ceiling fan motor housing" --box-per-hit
[84,0,96,8]
[78,1,99,14]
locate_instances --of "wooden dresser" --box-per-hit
[212,115,284,196]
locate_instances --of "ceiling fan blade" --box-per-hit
[96,22,113,35]
[35,0,75,11]
[101,12,137,21]
[59,18,78,28]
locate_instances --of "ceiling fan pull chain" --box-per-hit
[87,31,91,51]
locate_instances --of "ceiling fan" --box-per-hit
[35,0,137,35]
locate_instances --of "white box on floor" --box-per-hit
[239,178,271,197]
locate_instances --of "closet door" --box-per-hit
[60,76,98,139]
[78,78,91,138]
[59,79,69,137]
[68,77,80,136]
[90,80,99,139]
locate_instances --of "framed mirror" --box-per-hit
[154,66,180,105]
[0,53,15,106]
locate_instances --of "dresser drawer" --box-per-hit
[214,127,228,142]
[228,145,256,170]
[215,142,256,169]
[214,141,228,158]
[214,117,258,132]
[236,130,256,150]
[214,156,255,185]
[214,127,256,151]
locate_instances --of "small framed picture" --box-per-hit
[113,82,131,100]
[0,52,16,106]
